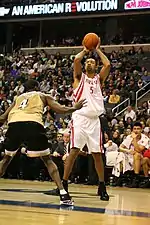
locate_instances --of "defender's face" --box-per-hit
[85,58,96,74]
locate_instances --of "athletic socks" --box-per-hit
[60,189,67,195]
[62,179,68,192]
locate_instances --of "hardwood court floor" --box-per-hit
[0,179,149,225]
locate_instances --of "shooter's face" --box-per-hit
[85,58,96,74]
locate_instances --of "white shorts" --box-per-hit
[70,114,104,154]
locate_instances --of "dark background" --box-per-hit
[0,0,149,20]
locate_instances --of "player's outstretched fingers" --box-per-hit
[75,99,87,109]
[82,99,88,107]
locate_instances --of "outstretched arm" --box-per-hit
[74,47,89,81]
[45,95,86,114]
[96,39,110,86]
[0,101,15,124]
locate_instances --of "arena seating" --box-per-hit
[0,43,149,187]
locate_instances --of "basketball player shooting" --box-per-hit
[0,79,86,206]
[62,36,110,201]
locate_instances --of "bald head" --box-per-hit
[63,132,70,143]
[127,106,132,112]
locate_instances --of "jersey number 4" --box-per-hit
[19,99,28,109]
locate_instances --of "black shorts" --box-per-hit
[4,122,50,157]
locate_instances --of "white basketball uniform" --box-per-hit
[71,73,105,154]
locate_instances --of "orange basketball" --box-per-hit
[82,33,99,50]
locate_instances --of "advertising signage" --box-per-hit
[0,0,150,20]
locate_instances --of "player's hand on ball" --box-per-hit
[83,46,89,54]
[74,99,87,110]
[96,37,101,50]
[82,41,89,53]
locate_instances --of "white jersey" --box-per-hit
[72,73,105,118]
[122,133,150,150]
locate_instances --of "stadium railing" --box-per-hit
[112,98,130,117]
[21,43,150,55]
[135,82,150,109]
[112,82,150,116]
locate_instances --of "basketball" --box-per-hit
[82,33,99,50]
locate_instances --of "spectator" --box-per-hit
[124,106,136,122]
[58,122,68,134]
[51,132,63,153]
[14,80,25,95]
[40,80,50,93]
[44,116,54,129]
[125,117,134,129]
[120,128,132,142]
[136,101,149,120]
[112,130,121,146]
[118,120,125,134]
[112,122,149,187]
[108,89,120,104]
[143,127,150,138]
[141,70,150,83]
[49,85,59,99]
[52,132,70,179]
[53,132,70,158]
[104,140,118,167]
[103,91,109,103]
[137,79,144,89]
[62,132,71,162]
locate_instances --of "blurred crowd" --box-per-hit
[0,45,149,187]
[0,45,149,108]
[42,35,150,48]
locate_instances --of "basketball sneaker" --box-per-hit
[139,178,150,188]
[128,175,139,188]
[44,180,68,196]
[97,182,109,201]
[44,188,60,196]
[60,192,74,206]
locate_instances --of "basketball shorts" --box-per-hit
[4,122,50,157]
[70,114,104,154]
